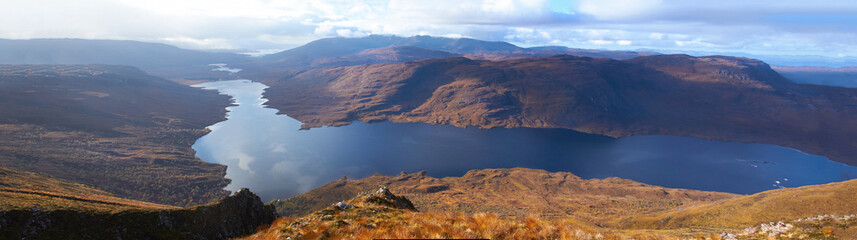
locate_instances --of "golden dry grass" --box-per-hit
[0,166,176,212]
[271,168,737,225]
[246,187,724,240]
[241,211,707,240]
[621,179,857,229]
[0,188,176,213]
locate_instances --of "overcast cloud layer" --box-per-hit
[3,0,857,58]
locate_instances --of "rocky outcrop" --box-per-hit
[0,188,276,240]
[355,186,417,211]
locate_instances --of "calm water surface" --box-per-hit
[192,79,857,201]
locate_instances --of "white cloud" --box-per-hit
[161,36,235,49]
[589,40,615,45]
[649,33,664,40]
[0,0,856,58]
[577,0,663,20]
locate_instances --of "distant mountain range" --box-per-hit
[773,65,857,88]
[648,48,857,67]
[1,36,852,82]
[249,35,658,70]
[0,39,250,79]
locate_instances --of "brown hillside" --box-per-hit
[269,168,737,226]
[0,166,176,212]
[249,186,705,240]
[260,54,857,166]
[621,178,857,229]
[0,65,231,206]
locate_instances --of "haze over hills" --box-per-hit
[260,35,524,62]
[773,65,857,88]
[0,39,250,79]
[648,48,857,68]
[244,35,659,73]
[1,36,852,89]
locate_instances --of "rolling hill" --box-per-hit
[269,168,738,226]
[259,168,857,239]
[0,64,231,206]
[252,185,701,240]
[621,178,857,229]
[0,39,250,79]
[0,166,176,213]
[258,54,857,166]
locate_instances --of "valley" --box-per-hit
[3,0,857,237]
[191,78,857,202]
[1,36,856,239]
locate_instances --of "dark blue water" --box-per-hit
[192,80,857,201]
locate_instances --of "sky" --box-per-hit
[3,0,857,58]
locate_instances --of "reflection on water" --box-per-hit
[193,80,857,201]
[208,63,242,73]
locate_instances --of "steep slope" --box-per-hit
[0,65,231,206]
[0,166,176,212]
[261,54,857,166]
[269,168,737,226]
[0,188,275,240]
[0,39,250,79]
[621,178,857,229]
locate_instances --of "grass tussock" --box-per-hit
[242,211,692,240]
[242,186,706,240]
